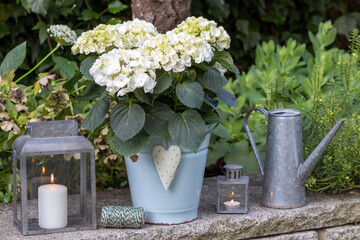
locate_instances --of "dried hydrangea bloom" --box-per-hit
[47,25,77,46]
[8,87,27,103]
[174,16,231,50]
[0,121,20,134]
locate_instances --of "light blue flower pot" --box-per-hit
[125,134,211,224]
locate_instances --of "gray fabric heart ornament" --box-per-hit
[152,145,182,191]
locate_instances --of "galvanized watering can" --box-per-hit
[244,107,345,208]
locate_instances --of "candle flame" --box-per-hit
[42,166,45,175]
[51,174,54,184]
[32,158,35,163]
[231,191,234,196]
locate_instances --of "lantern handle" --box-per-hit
[25,126,31,135]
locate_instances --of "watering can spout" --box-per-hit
[298,118,345,183]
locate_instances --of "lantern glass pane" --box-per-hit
[25,153,93,231]
[84,152,94,223]
[15,157,21,225]
[218,184,246,212]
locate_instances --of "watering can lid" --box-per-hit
[268,109,301,117]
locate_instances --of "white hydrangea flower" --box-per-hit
[174,16,231,50]
[141,31,213,72]
[114,19,158,49]
[77,17,230,98]
[72,19,158,55]
[89,49,157,96]
[48,25,77,46]
[72,24,119,55]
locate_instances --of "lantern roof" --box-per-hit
[13,120,94,156]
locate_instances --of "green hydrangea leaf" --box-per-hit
[176,81,204,109]
[77,82,106,101]
[110,102,145,141]
[198,66,228,93]
[213,51,236,73]
[107,128,150,157]
[80,55,97,80]
[169,110,207,152]
[144,103,174,137]
[82,93,110,131]
[134,88,152,105]
[63,72,82,92]
[153,69,173,94]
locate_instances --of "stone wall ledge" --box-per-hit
[1,174,360,240]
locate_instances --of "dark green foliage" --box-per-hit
[0,0,131,84]
[192,0,360,70]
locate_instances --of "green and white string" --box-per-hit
[101,206,144,229]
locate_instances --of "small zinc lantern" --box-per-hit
[12,120,96,235]
[217,165,249,213]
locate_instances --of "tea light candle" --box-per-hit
[38,174,68,229]
[224,199,241,211]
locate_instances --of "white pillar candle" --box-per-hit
[38,177,68,229]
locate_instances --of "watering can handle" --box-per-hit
[243,107,268,175]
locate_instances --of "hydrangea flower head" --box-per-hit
[114,18,158,49]
[48,25,77,46]
[72,19,158,55]
[174,16,231,50]
[72,24,120,55]
[141,31,213,72]
[89,49,157,96]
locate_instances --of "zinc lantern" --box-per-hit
[12,120,96,235]
[217,165,249,213]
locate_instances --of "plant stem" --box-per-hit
[85,0,92,11]
[69,99,74,116]
[98,8,108,17]
[174,94,178,112]
[15,43,61,84]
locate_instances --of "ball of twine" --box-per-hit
[101,205,145,229]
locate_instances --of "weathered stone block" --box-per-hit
[322,224,360,240]
[255,231,318,240]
